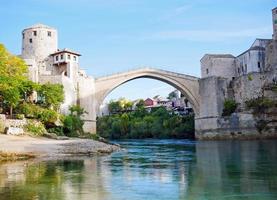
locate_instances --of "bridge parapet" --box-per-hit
[96,67,199,82]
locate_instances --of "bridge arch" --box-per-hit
[94,68,200,116]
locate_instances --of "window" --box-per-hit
[238,68,240,74]
[55,56,58,61]
[206,68,209,74]
[73,56,77,61]
[33,31,37,36]
[22,33,25,39]
[67,54,71,60]
[244,64,247,73]
[47,31,51,37]
[29,38,32,43]
[60,54,63,60]
[258,62,261,68]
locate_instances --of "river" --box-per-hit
[0,139,276,200]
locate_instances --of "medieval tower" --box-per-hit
[21,24,58,61]
[273,7,277,40]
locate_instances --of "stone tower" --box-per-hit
[273,7,277,40]
[21,24,58,61]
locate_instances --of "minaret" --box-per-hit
[21,24,58,61]
[273,7,277,40]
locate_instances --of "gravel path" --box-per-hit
[0,134,120,158]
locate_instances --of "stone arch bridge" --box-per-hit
[94,68,200,115]
[82,68,200,132]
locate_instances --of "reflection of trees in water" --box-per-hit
[0,160,85,200]
[186,141,277,199]
[0,157,113,200]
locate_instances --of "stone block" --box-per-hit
[6,127,24,135]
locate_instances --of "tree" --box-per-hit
[168,91,177,100]
[38,83,64,110]
[108,100,121,114]
[0,44,28,116]
[63,105,87,137]
[2,87,20,117]
[135,99,145,109]
[0,44,28,82]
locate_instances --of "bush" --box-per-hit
[18,103,59,125]
[38,109,58,125]
[222,99,237,116]
[62,105,86,137]
[16,114,24,120]
[47,127,64,136]
[245,97,276,114]
[24,120,46,136]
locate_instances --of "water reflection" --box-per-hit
[0,140,276,200]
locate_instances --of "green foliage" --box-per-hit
[168,91,177,99]
[18,103,59,126]
[1,87,21,116]
[16,114,24,120]
[47,127,64,136]
[0,44,28,83]
[63,105,86,137]
[135,99,145,109]
[0,44,28,116]
[222,99,237,116]
[270,84,277,93]
[25,120,47,136]
[97,106,195,139]
[247,74,253,81]
[108,100,121,114]
[245,97,276,114]
[108,98,134,114]
[38,83,64,110]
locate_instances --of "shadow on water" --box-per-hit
[0,139,276,200]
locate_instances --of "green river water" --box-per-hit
[0,139,276,200]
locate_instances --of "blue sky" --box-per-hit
[0,0,275,102]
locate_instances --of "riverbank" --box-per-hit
[0,134,121,161]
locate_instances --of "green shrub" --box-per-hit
[38,109,58,125]
[47,127,64,136]
[62,105,86,137]
[245,97,276,114]
[16,114,24,120]
[24,120,46,136]
[222,99,237,116]
[18,103,59,125]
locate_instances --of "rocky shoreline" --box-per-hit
[0,134,121,161]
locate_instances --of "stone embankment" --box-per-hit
[0,134,120,160]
